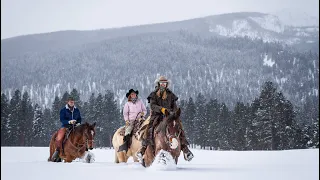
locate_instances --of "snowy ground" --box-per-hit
[1,147,319,180]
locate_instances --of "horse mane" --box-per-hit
[156,113,178,134]
[73,122,90,135]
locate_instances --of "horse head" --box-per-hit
[78,122,96,150]
[157,108,182,150]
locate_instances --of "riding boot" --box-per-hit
[136,138,148,161]
[118,134,130,152]
[136,126,154,161]
[148,126,155,147]
[51,128,66,162]
[51,139,62,162]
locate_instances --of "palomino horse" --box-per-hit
[112,116,149,163]
[143,108,182,167]
[48,122,96,163]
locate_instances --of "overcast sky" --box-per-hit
[1,0,319,39]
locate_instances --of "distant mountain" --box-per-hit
[205,12,318,46]
[2,12,318,57]
[1,12,319,109]
[272,9,319,27]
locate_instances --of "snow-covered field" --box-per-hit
[1,147,319,180]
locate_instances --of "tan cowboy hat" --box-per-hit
[154,76,170,87]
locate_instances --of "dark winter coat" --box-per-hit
[60,105,82,128]
[147,88,178,126]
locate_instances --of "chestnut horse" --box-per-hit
[142,108,182,167]
[48,122,96,163]
[112,116,149,163]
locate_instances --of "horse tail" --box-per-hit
[48,132,57,162]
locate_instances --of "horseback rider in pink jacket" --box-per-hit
[118,89,147,152]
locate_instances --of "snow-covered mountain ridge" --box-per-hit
[206,12,318,45]
[1,12,318,109]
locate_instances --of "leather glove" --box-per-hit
[125,120,129,126]
[69,120,77,124]
[161,108,167,115]
[140,112,145,117]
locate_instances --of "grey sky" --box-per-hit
[1,0,319,39]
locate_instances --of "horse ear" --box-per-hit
[92,122,96,127]
[176,108,181,117]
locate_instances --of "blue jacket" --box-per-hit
[60,105,82,128]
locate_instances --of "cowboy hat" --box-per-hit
[126,89,139,98]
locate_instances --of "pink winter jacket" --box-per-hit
[123,99,147,122]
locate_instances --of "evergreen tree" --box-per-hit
[81,93,96,123]
[206,99,220,150]
[93,93,105,147]
[247,98,260,150]
[60,91,70,108]
[184,97,196,146]
[232,102,248,150]
[20,91,33,146]
[32,103,45,146]
[104,90,121,147]
[195,93,207,148]
[8,89,22,146]
[313,118,319,148]
[51,96,61,129]
[1,93,10,145]
[70,88,83,109]
[254,81,278,150]
[43,108,54,146]
[218,103,231,149]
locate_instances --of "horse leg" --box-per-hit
[48,133,57,161]
[143,146,155,167]
[131,149,139,162]
[114,150,119,163]
[64,156,73,163]
[48,142,54,161]
[132,154,139,162]
[117,151,127,163]
[175,157,179,164]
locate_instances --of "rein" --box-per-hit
[67,126,93,156]
[164,120,181,152]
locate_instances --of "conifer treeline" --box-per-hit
[1,81,318,150]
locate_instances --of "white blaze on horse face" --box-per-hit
[170,138,179,149]
[173,120,176,127]
[91,130,94,136]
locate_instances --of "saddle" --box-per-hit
[117,116,150,150]
[137,116,150,140]
[61,125,76,154]
[119,117,150,137]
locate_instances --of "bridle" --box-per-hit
[67,126,94,156]
[164,119,181,152]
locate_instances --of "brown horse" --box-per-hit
[143,108,182,167]
[48,122,96,163]
[112,116,149,163]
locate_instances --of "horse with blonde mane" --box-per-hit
[112,116,149,163]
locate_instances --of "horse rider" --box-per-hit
[118,89,147,152]
[136,76,194,162]
[51,95,82,161]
